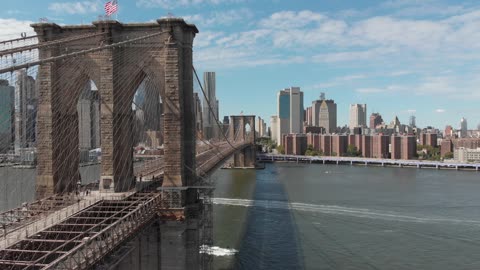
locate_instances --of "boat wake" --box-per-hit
[213,198,480,226]
[200,245,238,256]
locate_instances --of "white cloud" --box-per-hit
[355,85,405,94]
[436,109,446,113]
[311,74,367,89]
[183,8,254,28]
[406,109,417,114]
[0,19,35,41]
[313,47,397,63]
[259,10,326,29]
[137,0,243,8]
[48,1,99,15]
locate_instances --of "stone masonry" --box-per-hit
[229,115,256,168]
[32,19,198,199]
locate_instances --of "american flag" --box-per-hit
[104,0,118,16]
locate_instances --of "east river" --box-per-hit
[2,163,480,269]
[212,162,480,270]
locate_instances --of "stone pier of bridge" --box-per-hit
[28,17,202,270]
[229,115,256,168]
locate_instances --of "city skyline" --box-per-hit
[0,1,479,129]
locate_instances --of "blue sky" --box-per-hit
[1,0,480,130]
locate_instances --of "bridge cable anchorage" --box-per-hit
[192,66,239,151]
[0,30,170,74]
[0,32,107,58]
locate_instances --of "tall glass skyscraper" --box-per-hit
[276,87,304,144]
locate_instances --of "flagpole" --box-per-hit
[115,0,118,21]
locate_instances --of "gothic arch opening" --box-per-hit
[76,80,101,187]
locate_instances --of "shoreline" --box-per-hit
[258,154,480,172]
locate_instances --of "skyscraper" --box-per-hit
[460,117,468,138]
[349,104,367,129]
[319,97,337,134]
[277,87,304,142]
[202,72,218,140]
[369,113,383,129]
[193,92,203,137]
[14,70,37,154]
[0,80,14,153]
[270,116,279,144]
[77,82,100,150]
[409,115,416,128]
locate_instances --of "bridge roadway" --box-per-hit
[258,154,480,171]
[0,141,249,270]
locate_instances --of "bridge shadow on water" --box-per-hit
[233,164,305,270]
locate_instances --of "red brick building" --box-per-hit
[372,135,390,158]
[391,135,401,159]
[283,134,307,155]
[362,136,372,158]
[401,136,416,160]
[332,135,347,157]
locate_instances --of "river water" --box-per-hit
[2,163,480,269]
[211,162,480,270]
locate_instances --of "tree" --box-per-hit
[277,145,285,154]
[444,152,454,159]
[346,144,360,157]
[305,144,320,156]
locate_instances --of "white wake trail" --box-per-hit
[213,198,480,226]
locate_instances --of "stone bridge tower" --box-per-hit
[32,18,198,199]
[229,115,256,168]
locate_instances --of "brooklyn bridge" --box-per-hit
[0,18,257,269]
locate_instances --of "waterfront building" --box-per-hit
[440,139,453,157]
[332,135,347,157]
[455,138,480,149]
[401,136,416,160]
[321,135,332,156]
[370,113,383,129]
[277,87,304,144]
[454,147,480,162]
[349,104,367,129]
[0,80,14,153]
[362,135,372,158]
[372,135,390,158]
[283,134,307,155]
[391,136,402,159]
[307,133,321,152]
